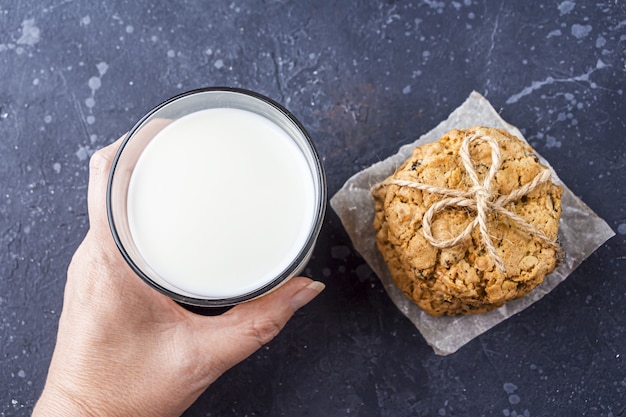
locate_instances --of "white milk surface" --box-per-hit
[127,108,315,298]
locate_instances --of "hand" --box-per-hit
[32,136,325,417]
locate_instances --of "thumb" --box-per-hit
[201,277,325,374]
[87,136,126,240]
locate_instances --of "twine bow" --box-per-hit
[373,132,558,273]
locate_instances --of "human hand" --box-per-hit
[32,137,325,417]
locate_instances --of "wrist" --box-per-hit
[32,384,101,417]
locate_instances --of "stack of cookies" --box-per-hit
[372,127,562,316]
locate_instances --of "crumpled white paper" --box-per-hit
[330,91,615,355]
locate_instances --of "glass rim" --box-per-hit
[106,86,327,307]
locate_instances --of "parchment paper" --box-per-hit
[330,91,615,355]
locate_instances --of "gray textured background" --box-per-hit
[1,1,625,416]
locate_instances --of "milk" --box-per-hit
[127,108,316,299]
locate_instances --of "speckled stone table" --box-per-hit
[1,1,625,416]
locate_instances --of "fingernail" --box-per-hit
[290,281,325,311]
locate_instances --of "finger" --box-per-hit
[201,277,325,373]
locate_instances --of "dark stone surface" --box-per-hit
[1,1,625,416]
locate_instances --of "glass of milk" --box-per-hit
[107,87,326,307]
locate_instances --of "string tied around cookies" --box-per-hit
[372,131,558,273]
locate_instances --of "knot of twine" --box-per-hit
[373,132,558,273]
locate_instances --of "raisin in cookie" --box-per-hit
[372,126,562,316]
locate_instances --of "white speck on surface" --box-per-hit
[90,134,97,143]
[88,76,101,90]
[81,15,91,26]
[547,29,562,38]
[595,35,606,48]
[355,264,374,281]
[503,382,518,394]
[402,85,411,94]
[33,78,39,85]
[17,369,25,378]
[151,35,158,42]
[167,49,175,58]
[506,77,555,104]
[558,1,575,15]
[508,394,521,405]
[205,48,213,55]
[126,25,134,34]
[85,97,95,108]
[506,59,605,104]
[17,19,40,46]
[571,24,592,39]
[75,146,89,161]
[96,62,109,76]
[86,115,95,124]
[424,0,446,12]
[331,245,351,260]
[617,223,626,235]
[214,59,224,69]
[546,135,562,148]
[53,162,61,173]
[44,115,52,123]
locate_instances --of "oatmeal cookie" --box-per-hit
[372,126,562,316]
